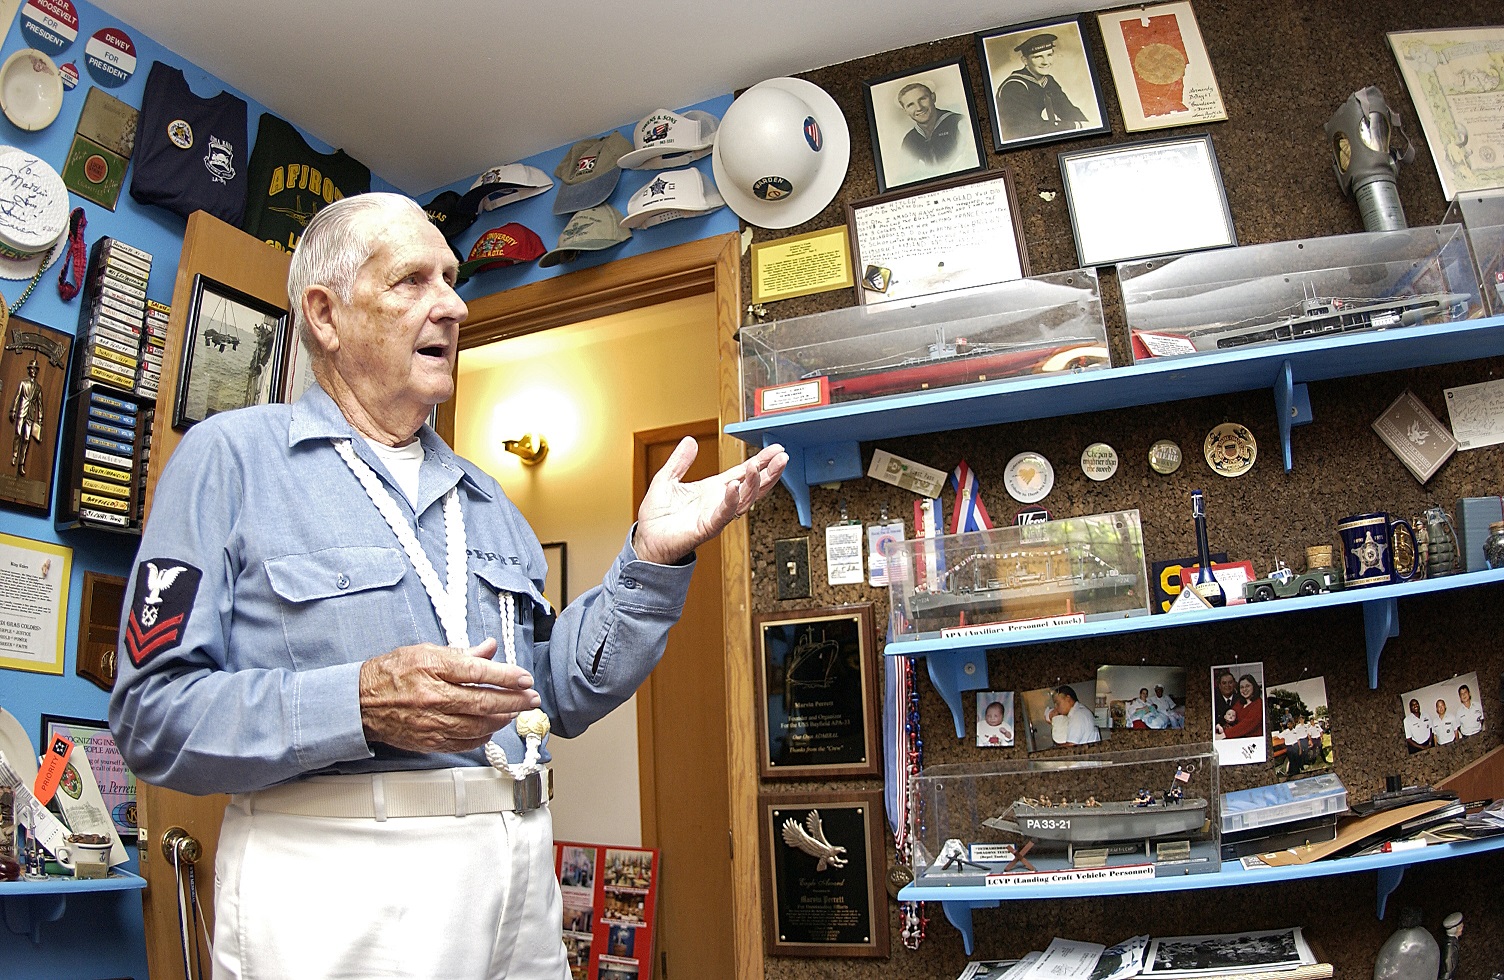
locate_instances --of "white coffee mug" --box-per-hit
[55,839,112,878]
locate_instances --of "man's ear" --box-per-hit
[302,285,340,357]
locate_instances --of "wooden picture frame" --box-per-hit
[173,274,287,430]
[40,713,137,840]
[977,15,1110,152]
[278,331,317,405]
[0,315,72,514]
[76,570,127,691]
[752,604,880,780]
[862,57,987,194]
[846,168,1029,304]
[1058,133,1236,268]
[758,788,889,958]
[540,540,568,610]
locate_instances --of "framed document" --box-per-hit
[1389,27,1504,201]
[1059,133,1236,267]
[1096,1,1227,132]
[977,15,1109,152]
[847,168,1029,305]
[174,274,287,430]
[753,605,880,780]
[759,789,888,958]
[862,57,986,194]
[0,532,71,675]
[40,714,137,841]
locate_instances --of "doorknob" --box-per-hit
[161,826,202,865]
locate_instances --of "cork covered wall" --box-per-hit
[734,1,1504,976]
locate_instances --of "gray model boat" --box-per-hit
[985,797,1209,844]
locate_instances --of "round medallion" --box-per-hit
[1003,451,1054,503]
[1080,442,1118,481]
[1148,439,1182,475]
[1204,423,1257,477]
[167,118,193,149]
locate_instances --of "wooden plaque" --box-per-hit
[76,571,127,691]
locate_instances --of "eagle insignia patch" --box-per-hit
[125,559,202,666]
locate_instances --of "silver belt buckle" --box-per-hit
[511,769,552,812]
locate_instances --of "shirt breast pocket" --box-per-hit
[263,546,415,668]
[473,565,553,667]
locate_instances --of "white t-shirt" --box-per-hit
[1060,702,1101,745]
[364,436,425,505]
[1456,702,1485,737]
[1149,693,1175,713]
[1403,713,1432,745]
[1432,713,1458,745]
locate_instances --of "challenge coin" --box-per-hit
[1204,423,1257,477]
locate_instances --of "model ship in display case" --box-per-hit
[910,745,1220,885]
[739,270,1111,416]
[1120,225,1483,361]
[886,511,1149,639]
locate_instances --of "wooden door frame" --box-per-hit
[448,234,764,980]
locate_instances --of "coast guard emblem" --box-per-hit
[167,119,193,149]
[125,559,202,665]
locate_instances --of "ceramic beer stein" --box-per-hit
[1336,513,1418,588]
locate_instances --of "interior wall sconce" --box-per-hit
[503,434,549,465]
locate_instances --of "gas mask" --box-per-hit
[1325,86,1415,232]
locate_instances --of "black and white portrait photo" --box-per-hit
[977,16,1109,151]
[862,58,985,193]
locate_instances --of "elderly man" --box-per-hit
[110,192,786,979]
[897,81,965,165]
[996,32,1087,140]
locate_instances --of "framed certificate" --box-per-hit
[1059,133,1236,268]
[753,605,880,780]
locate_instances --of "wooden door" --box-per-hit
[634,422,733,980]
[137,211,291,979]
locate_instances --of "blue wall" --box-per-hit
[0,4,737,976]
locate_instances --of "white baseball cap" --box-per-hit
[461,163,553,212]
[618,108,719,171]
[711,77,849,230]
[621,168,725,229]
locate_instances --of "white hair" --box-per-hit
[286,192,427,356]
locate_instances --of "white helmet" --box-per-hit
[712,77,850,229]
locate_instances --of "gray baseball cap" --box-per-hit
[538,204,632,267]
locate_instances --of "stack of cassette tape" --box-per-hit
[73,388,141,529]
[137,300,169,397]
[74,237,151,394]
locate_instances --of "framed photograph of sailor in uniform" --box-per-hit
[752,605,881,780]
[977,15,1109,152]
[862,58,986,194]
[758,788,889,958]
[173,274,287,430]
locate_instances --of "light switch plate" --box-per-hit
[774,537,811,600]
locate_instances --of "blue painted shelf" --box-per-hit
[893,568,1504,737]
[900,835,1504,955]
[726,315,1504,527]
[2,869,146,945]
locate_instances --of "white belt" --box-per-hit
[245,767,553,820]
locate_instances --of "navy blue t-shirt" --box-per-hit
[129,62,248,225]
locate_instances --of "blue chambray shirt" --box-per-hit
[109,384,693,796]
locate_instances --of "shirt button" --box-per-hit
[621,577,639,590]
[336,573,350,590]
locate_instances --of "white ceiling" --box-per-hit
[90,0,1100,196]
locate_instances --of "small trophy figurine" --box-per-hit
[1440,911,1463,980]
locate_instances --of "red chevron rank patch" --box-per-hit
[125,558,202,666]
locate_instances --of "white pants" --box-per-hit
[213,789,568,979]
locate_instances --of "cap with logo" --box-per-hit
[423,190,478,241]
[1016,33,1058,55]
[553,131,633,215]
[538,204,632,268]
[460,163,553,213]
[0,146,68,279]
[456,222,546,282]
[618,108,719,171]
[621,168,725,229]
[712,77,850,230]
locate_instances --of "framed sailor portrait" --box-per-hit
[977,15,1109,151]
[862,58,986,194]
[174,274,287,430]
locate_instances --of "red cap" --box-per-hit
[457,223,545,279]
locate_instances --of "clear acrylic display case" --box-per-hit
[1118,225,1484,362]
[885,510,1149,640]
[910,744,1221,884]
[1443,188,1504,317]
[739,271,1110,417]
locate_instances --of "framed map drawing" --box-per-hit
[1389,27,1504,200]
[1097,1,1226,132]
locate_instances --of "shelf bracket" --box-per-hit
[2,893,67,946]
[926,654,990,737]
[1375,865,1406,919]
[773,439,862,528]
[1363,597,1399,689]
[771,440,813,527]
[940,900,983,956]
[1273,362,1313,473]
